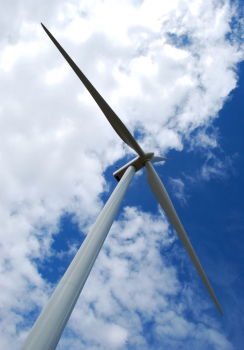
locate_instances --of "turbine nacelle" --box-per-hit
[113,153,167,181]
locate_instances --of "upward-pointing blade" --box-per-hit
[41,23,145,158]
[145,161,223,314]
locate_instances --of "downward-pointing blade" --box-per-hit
[41,23,144,158]
[145,161,223,314]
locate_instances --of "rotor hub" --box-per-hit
[113,152,154,181]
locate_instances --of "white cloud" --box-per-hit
[200,152,236,181]
[169,177,188,204]
[189,127,219,150]
[0,0,242,348]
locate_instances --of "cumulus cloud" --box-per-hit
[0,0,242,348]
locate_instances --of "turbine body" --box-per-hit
[22,23,223,350]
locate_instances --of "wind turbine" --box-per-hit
[22,24,222,350]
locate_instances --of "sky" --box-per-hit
[0,0,243,349]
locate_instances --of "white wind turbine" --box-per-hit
[22,24,222,350]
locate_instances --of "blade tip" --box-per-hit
[214,299,223,315]
[41,23,47,32]
[218,306,224,315]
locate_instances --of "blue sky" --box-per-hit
[0,1,243,349]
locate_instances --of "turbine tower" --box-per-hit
[22,24,222,350]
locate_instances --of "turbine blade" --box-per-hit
[151,156,167,163]
[41,23,145,157]
[145,161,223,314]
